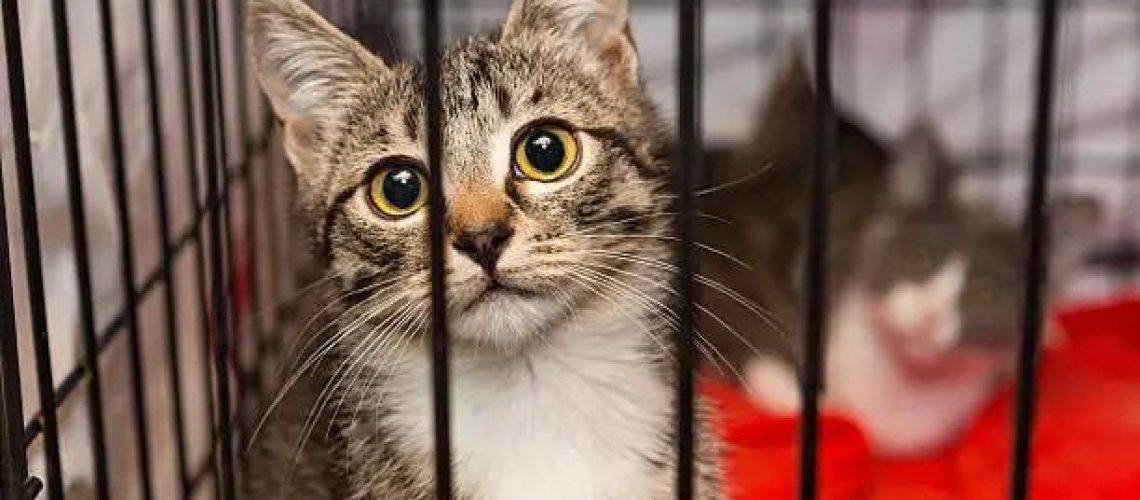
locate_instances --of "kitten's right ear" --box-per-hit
[247,0,386,161]
[500,0,637,87]
[888,122,958,208]
[769,38,814,103]
[751,36,814,145]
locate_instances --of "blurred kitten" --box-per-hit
[700,45,1102,456]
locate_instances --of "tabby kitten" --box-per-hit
[244,0,720,499]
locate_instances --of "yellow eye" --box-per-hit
[513,124,580,182]
[368,163,428,217]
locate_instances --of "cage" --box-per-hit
[1,0,1138,499]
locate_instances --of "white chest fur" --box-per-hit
[748,286,1005,456]
[379,313,674,500]
[827,288,999,456]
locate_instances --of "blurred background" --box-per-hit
[1,0,1137,499]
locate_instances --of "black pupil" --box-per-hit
[382,167,421,209]
[524,129,565,173]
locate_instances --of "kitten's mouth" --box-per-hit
[868,300,1012,378]
[448,272,568,350]
[463,276,535,311]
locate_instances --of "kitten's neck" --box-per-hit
[826,287,1003,455]
[383,299,673,377]
[360,308,677,500]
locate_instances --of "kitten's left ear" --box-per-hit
[500,0,637,86]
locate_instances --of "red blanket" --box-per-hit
[708,294,1140,500]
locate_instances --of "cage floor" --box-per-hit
[708,292,1140,500]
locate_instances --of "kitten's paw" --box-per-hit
[744,356,801,414]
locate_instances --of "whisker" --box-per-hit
[694,162,774,197]
[348,310,427,425]
[568,265,731,371]
[693,331,753,388]
[570,255,794,367]
[561,271,676,365]
[324,302,425,437]
[567,256,798,373]
[295,294,418,435]
[569,264,728,370]
[285,284,408,385]
[280,272,417,376]
[583,249,790,342]
[246,269,345,330]
[572,233,753,271]
[543,277,580,323]
[246,283,408,453]
[566,259,771,391]
[559,211,730,239]
[287,299,419,479]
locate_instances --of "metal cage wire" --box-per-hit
[0,0,1069,499]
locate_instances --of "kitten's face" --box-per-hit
[249,0,673,349]
[859,208,1024,354]
[854,129,1100,356]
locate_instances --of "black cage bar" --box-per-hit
[675,0,701,497]
[2,0,62,497]
[1011,1,1061,499]
[48,0,110,497]
[421,0,453,498]
[799,1,834,498]
[0,0,1101,499]
[95,0,157,495]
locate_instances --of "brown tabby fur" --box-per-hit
[244,0,720,498]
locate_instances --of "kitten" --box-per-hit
[747,126,1100,456]
[244,1,721,499]
[701,48,1101,456]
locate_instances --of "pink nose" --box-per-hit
[452,222,514,273]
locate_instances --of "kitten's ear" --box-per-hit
[1048,193,1103,284]
[747,37,814,155]
[769,37,815,103]
[500,0,637,86]
[247,0,386,163]
[754,37,814,134]
[888,122,958,208]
